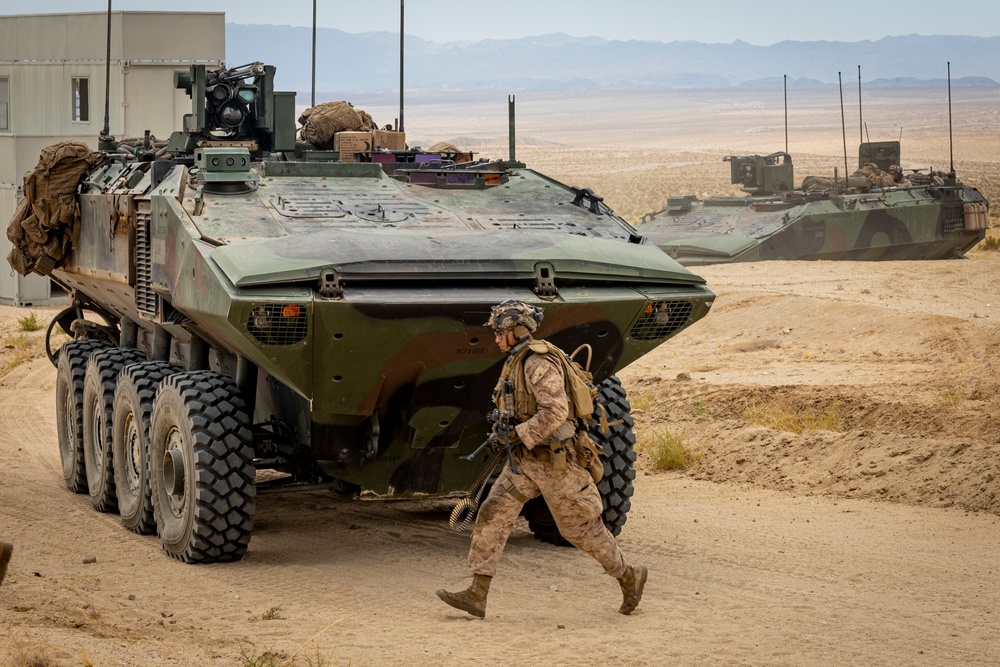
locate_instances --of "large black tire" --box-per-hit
[523,375,637,546]
[112,361,179,534]
[82,348,148,513]
[149,371,256,563]
[55,339,112,493]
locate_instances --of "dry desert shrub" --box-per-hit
[639,427,702,471]
[978,235,1000,251]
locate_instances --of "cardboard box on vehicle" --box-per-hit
[372,130,406,151]
[334,131,373,162]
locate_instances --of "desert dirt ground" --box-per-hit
[2,88,1000,666]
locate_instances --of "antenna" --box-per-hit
[99,0,114,148]
[857,65,863,147]
[864,121,871,144]
[310,0,316,107]
[399,0,405,132]
[783,74,788,154]
[947,61,954,176]
[839,71,848,191]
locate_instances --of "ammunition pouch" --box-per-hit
[573,430,605,484]
[497,470,529,504]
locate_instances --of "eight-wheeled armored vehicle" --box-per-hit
[7,63,714,562]
[637,140,989,265]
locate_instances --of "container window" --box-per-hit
[0,78,9,131]
[72,77,89,122]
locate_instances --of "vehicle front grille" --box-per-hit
[942,203,965,233]
[246,304,309,346]
[629,300,694,340]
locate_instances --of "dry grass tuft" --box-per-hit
[741,399,842,433]
[1,331,45,377]
[978,235,1000,251]
[16,312,42,332]
[935,386,965,408]
[639,428,701,471]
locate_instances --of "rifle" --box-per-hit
[449,381,520,533]
[492,379,519,474]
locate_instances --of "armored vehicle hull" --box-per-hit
[637,140,989,266]
[8,63,714,562]
[638,184,989,266]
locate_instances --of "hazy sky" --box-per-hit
[9,0,1000,45]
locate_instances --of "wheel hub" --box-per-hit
[124,412,142,493]
[162,427,186,514]
[59,386,74,466]
[89,397,104,461]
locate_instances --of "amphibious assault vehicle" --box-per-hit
[7,62,714,562]
[636,141,990,265]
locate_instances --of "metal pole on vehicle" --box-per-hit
[509,95,516,163]
[947,61,954,177]
[858,65,863,147]
[100,0,114,148]
[839,71,848,192]
[311,0,316,108]
[783,74,788,154]
[399,0,405,132]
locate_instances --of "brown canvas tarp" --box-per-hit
[5,141,107,276]
[298,101,376,150]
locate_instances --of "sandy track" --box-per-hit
[2,258,1000,666]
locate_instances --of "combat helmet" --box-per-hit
[486,299,543,340]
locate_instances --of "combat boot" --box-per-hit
[436,574,491,618]
[0,542,13,587]
[617,564,647,615]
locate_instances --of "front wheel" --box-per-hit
[523,375,637,546]
[149,371,256,563]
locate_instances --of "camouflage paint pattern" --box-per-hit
[638,141,989,266]
[638,182,989,266]
[51,154,715,501]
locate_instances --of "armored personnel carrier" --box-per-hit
[7,62,714,562]
[637,141,990,265]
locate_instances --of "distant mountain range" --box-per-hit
[226,25,1000,95]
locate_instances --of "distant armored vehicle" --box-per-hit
[637,141,989,265]
[6,62,714,562]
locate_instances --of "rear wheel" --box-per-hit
[150,371,256,563]
[113,361,179,534]
[82,348,148,512]
[55,340,112,493]
[523,375,637,546]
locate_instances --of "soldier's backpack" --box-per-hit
[526,340,611,482]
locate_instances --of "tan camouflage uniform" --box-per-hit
[466,349,628,579]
